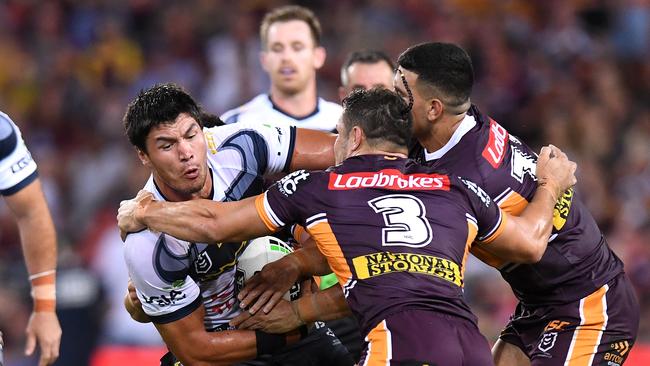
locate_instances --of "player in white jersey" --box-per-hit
[220,5,341,132]
[0,112,60,366]
[121,83,353,366]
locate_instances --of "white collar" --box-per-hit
[424,114,477,161]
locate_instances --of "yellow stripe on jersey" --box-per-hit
[306,221,353,287]
[362,320,392,366]
[564,285,609,366]
[204,130,217,154]
[352,251,463,287]
[254,194,278,231]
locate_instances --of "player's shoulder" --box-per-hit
[220,94,270,124]
[0,112,20,160]
[317,97,343,115]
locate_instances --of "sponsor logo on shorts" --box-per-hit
[538,332,558,352]
[601,341,631,366]
[277,170,310,196]
[544,320,570,332]
[352,251,462,286]
[552,188,573,231]
[328,169,449,191]
[481,119,508,168]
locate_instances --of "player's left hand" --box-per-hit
[25,311,61,366]
[118,190,155,240]
[230,299,303,333]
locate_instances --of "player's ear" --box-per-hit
[313,46,326,70]
[137,148,150,167]
[259,51,270,73]
[351,126,363,151]
[427,98,444,121]
[338,86,348,103]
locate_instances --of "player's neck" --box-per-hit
[420,113,466,153]
[269,84,318,118]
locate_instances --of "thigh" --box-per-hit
[493,338,531,366]
[359,310,492,366]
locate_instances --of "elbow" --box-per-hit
[519,240,546,264]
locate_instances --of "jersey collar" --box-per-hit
[424,114,477,161]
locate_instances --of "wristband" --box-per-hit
[30,270,56,312]
[255,331,287,356]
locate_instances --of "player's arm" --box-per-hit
[479,145,576,263]
[237,242,332,314]
[118,190,272,243]
[232,285,351,334]
[289,128,336,171]
[4,178,61,366]
[154,305,305,366]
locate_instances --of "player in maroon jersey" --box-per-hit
[393,42,638,366]
[117,88,577,365]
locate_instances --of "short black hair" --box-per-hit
[341,88,412,148]
[340,50,395,86]
[123,83,202,152]
[397,42,474,107]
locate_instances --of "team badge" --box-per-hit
[538,332,558,352]
[194,251,213,274]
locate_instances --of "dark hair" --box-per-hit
[341,88,412,148]
[123,83,202,152]
[397,42,474,107]
[260,5,321,48]
[340,50,395,86]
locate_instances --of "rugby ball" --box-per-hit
[235,236,301,301]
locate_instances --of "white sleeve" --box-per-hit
[123,230,202,323]
[204,120,296,176]
[0,113,38,195]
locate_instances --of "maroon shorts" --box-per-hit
[359,309,492,366]
[500,273,639,366]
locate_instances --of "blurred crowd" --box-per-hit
[0,0,647,364]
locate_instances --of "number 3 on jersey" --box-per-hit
[368,194,433,248]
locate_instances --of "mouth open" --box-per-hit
[279,67,296,76]
[184,167,199,179]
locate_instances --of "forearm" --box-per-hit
[19,215,57,275]
[519,185,558,245]
[138,200,221,243]
[163,327,302,365]
[294,286,351,323]
[291,246,332,278]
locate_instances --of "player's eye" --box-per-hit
[271,44,283,53]
[292,43,304,51]
[159,143,172,151]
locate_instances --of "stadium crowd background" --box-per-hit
[0,0,647,365]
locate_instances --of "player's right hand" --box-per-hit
[24,311,61,366]
[238,254,302,315]
[535,145,577,201]
[118,190,155,240]
[124,280,150,323]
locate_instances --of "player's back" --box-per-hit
[262,155,506,336]
[220,93,341,132]
[409,105,624,305]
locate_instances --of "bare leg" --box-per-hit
[493,338,531,366]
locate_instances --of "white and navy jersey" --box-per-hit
[0,112,38,196]
[221,93,341,132]
[123,120,296,330]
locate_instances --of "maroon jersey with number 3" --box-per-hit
[255,155,507,336]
